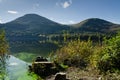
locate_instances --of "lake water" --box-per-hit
[10,40,60,62]
[1,37,61,79]
[4,55,38,80]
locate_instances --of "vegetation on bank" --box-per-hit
[48,32,120,79]
[0,29,9,79]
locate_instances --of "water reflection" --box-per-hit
[6,55,38,80]
[0,54,9,80]
[10,40,59,62]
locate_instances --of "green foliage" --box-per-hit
[26,72,43,80]
[98,32,120,72]
[0,29,9,80]
[51,32,120,73]
[54,39,94,68]
[89,46,103,68]
[0,30,9,55]
[60,63,69,69]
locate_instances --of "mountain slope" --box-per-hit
[71,18,119,33]
[0,24,4,28]
[1,15,120,36]
[3,14,69,36]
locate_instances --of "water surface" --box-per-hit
[6,55,37,80]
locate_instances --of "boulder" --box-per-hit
[35,56,48,62]
[54,72,69,80]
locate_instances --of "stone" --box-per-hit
[35,56,48,62]
[31,61,55,77]
[29,56,62,78]
[54,72,69,80]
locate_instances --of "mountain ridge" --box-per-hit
[0,14,120,36]
[2,14,69,36]
[72,18,115,27]
[8,14,60,25]
[70,18,119,33]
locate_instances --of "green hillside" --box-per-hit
[2,14,70,36]
[71,18,120,34]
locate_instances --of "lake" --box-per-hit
[8,36,61,62]
[0,36,62,80]
[3,55,38,80]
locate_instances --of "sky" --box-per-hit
[0,0,120,24]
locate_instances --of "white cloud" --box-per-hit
[59,20,75,24]
[0,20,2,23]
[59,22,67,24]
[69,20,75,24]
[57,0,72,8]
[62,1,70,8]
[0,17,2,23]
[8,10,18,14]
[50,17,54,21]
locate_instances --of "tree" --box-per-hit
[0,29,9,80]
[98,32,120,72]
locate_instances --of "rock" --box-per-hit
[32,62,54,77]
[35,56,48,62]
[29,56,63,78]
[54,72,69,80]
[28,65,32,72]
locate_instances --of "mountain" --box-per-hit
[1,14,120,57]
[3,14,69,36]
[1,14,120,36]
[71,18,120,33]
[0,23,4,28]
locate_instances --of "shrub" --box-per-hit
[98,32,120,72]
[53,39,94,68]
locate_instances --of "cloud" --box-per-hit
[69,20,75,24]
[59,20,75,24]
[0,20,2,23]
[50,17,54,21]
[56,0,72,8]
[8,10,18,14]
[62,1,70,8]
[0,17,2,23]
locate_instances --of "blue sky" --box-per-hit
[0,0,120,24]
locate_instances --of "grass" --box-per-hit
[14,52,38,62]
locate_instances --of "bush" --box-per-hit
[98,32,120,72]
[53,39,95,68]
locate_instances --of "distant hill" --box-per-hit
[0,24,4,28]
[71,18,120,33]
[2,14,69,36]
[0,14,120,36]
